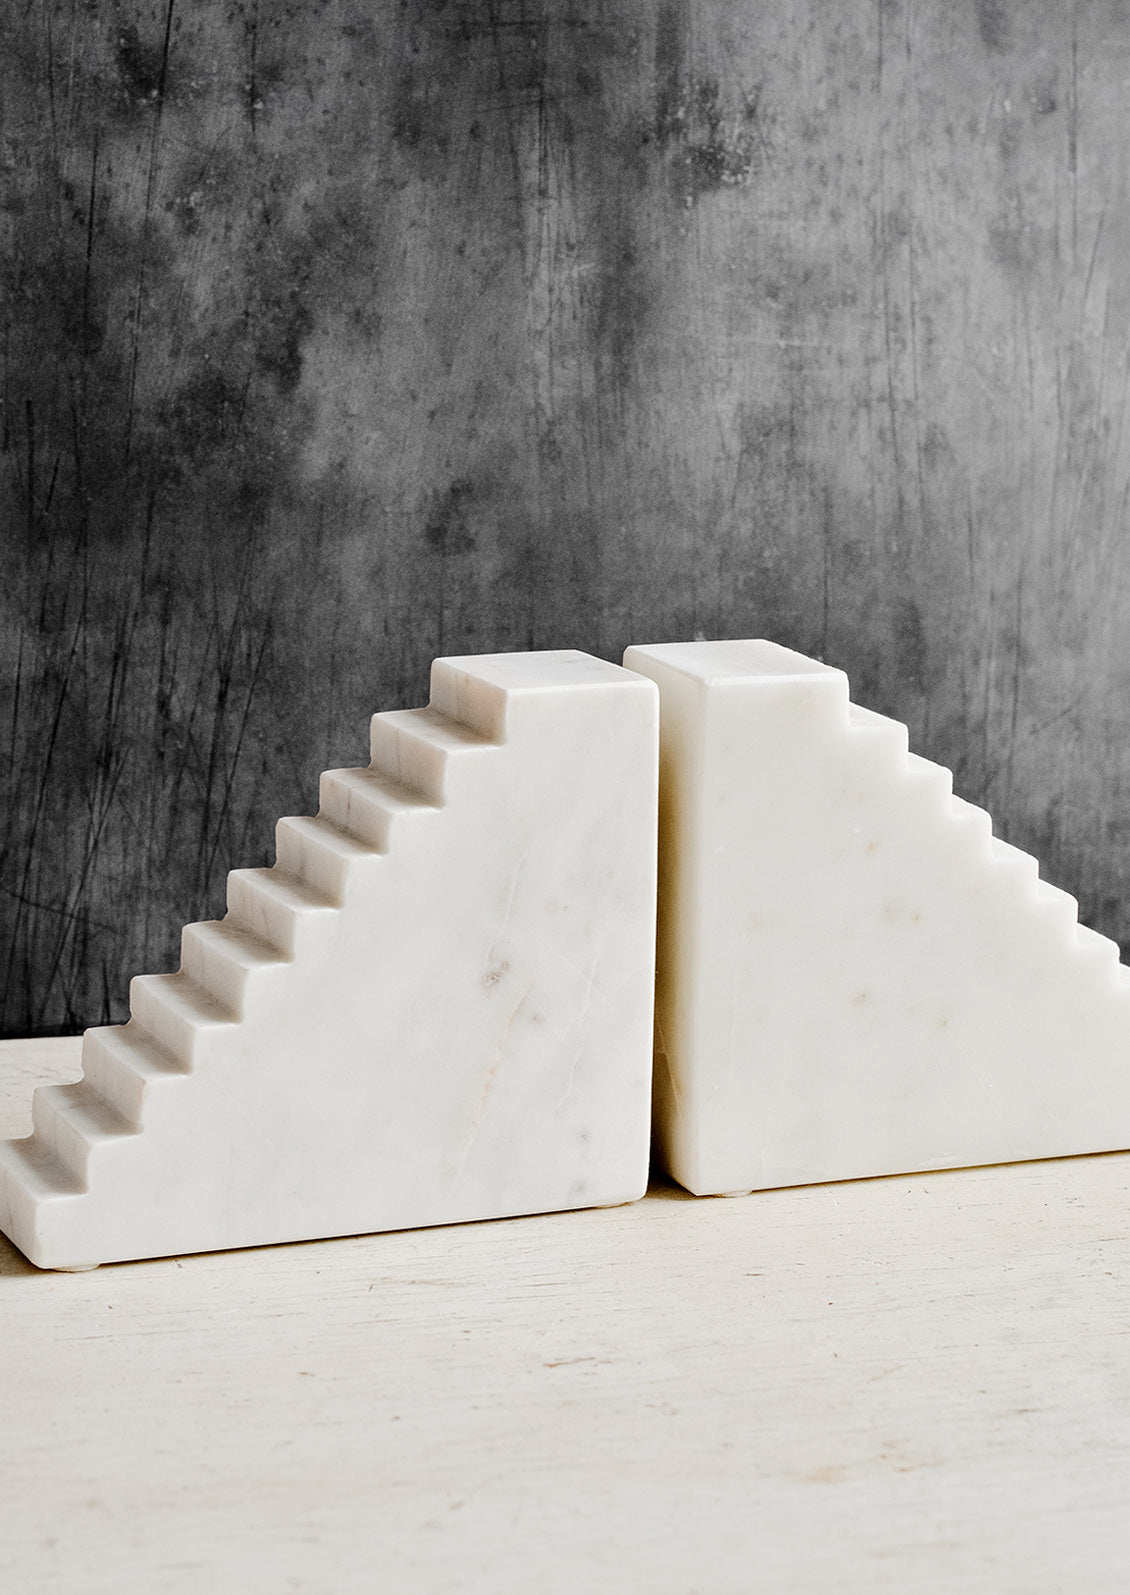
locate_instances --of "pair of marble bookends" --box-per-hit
[3,641,1129,1270]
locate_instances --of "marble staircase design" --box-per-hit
[624,639,1130,1197]
[0,651,659,1269]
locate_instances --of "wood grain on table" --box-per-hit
[1,1036,1129,1592]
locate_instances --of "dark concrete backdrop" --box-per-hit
[4,0,1130,1035]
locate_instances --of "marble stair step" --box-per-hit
[0,1133,82,1204]
[273,814,381,904]
[180,919,286,1019]
[32,1081,135,1190]
[369,706,495,804]
[81,1023,190,1126]
[989,836,1041,889]
[318,765,436,851]
[129,971,236,1068]
[225,867,337,960]
[949,794,993,843]
[847,702,910,765]
[1033,875,1081,930]
[1074,921,1124,970]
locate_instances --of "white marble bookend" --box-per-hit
[0,651,658,1269]
[624,638,1130,1195]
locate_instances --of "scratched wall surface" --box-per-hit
[4,1,1130,1035]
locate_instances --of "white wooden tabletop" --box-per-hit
[2,1035,1129,1593]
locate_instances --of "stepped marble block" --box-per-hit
[624,638,1130,1196]
[0,651,659,1269]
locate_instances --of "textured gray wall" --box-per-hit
[4,1,1130,1035]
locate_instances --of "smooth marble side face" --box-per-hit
[626,638,1130,1195]
[1,651,658,1268]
